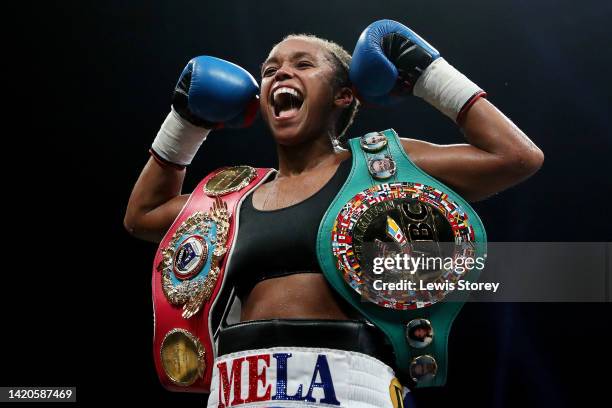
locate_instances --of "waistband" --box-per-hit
[208,346,403,408]
[217,319,396,369]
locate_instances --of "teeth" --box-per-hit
[273,87,302,103]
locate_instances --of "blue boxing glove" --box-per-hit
[350,19,485,122]
[152,56,259,167]
[350,19,440,102]
[172,56,259,129]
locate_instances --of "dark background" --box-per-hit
[4,0,611,407]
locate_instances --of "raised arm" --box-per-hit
[349,20,543,202]
[402,98,543,202]
[124,56,259,243]
[124,158,189,243]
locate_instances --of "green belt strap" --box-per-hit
[316,129,487,387]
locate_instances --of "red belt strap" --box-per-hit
[152,166,273,392]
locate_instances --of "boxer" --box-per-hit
[125,20,543,407]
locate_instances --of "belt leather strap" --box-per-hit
[152,166,274,392]
[217,319,395,368]
[316,129,487,387]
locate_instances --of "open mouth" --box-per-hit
[271,86,304,120]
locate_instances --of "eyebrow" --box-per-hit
[260,51,316,73]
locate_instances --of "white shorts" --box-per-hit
[207,346,408,408]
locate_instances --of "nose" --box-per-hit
[273,62,294,81]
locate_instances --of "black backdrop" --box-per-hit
[4,1,611,407]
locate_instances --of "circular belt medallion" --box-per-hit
[159,197,230,319]
[160,328,205,386]
[203,165,256,196]
[406,318,434,348]
[173,235,208,280]
[331,182,478,310]
[360,132,388,152]
[409,355,438,383]
[367,154,396,179]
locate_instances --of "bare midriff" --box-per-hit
[240,273,359,321]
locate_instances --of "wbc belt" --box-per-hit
[152,165,274,392]
[317,129,487,388]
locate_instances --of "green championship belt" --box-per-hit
[317,129,487,387]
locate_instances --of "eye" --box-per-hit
[262,67,277,77]
[297,60,313,69]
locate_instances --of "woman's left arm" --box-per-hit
[401,98,544,202]
[348,20,544,201]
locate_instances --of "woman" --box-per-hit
[125,20,543,408]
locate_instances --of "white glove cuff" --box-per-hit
[413,58,483,122]
[151,107,211,166]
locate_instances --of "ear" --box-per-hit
[334,86,354,108]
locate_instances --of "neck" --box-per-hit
[275,131,338,177]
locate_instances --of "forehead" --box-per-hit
[264,38,327,65]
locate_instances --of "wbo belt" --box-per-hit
[151,165,275,393]
[316,129,487,388]
[218,319,395,370]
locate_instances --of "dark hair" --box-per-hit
[273,34,360,149]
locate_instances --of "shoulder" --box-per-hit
[353,129,437,164]
[398,136,436,153]
[194,165,275,195]
[396,136,440,168]
[200,165,274,181]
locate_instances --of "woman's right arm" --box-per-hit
[123,56,260,243]
[124,157,189,243]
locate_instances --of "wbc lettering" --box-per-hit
[216,353,341,407]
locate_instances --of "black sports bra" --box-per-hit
[230,158,352,299]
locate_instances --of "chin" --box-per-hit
[272,128,310,147]
[263,118,307,147]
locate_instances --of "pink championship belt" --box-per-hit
[152,165,273,392]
